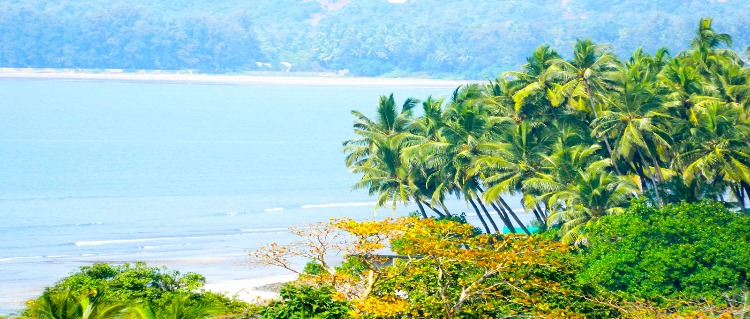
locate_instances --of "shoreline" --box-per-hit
[203,273,298,303]
[0,68,473,89]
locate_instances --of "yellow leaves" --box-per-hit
[350,296,408,318]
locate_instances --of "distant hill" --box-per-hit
[0,0,747,79]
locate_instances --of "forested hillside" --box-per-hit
[1,0,748,78]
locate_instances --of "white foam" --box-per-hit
[300,201,376,209]
[240,227,288,233]
[75,236,180,246]
[0,256,43,262]
[263,207,284,212]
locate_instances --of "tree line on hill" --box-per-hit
[0,0,748,78]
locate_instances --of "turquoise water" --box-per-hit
[0,79,525,313]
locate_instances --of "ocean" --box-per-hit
[0,78,526,313]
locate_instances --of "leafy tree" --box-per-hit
[33,262,245,317]
[580,200,750,304]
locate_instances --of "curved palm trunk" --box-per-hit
[535,202,549,221]
[489,202,516,234]
[530,207,544,226]
[422,200,446,218]
[467,197,491,234]
[475,196,500,233]
[635,150,663,206]
[414,198,429,219]
[642,155,664,207]
[439,202,454,216]
[497,197,531,235]
[742,182,750,213]
[584,83,623,176]
[731,184,746,213]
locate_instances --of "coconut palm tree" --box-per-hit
[27,290,126,319]
[475,121,556,233]
[415,84,514,233]
[592,51,673,205]
[680,102,750,208]
[502,44,562,122]
[549,39,622,170]
[344,94,441,217]
[680,17,742,74]
[343,94,417,168]
[133,294,219,319]
[545,160,639,245]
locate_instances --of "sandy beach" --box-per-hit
[0,68,472,89]
[203,274,298,303]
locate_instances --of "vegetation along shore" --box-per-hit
[5,18,750,318]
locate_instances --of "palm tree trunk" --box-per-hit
[732,184,746,213]
[637,150,663,207]
[584,84,623,176]
[535,202,548,220]
[414,198,428,219]
[531,207,544,226]
[439,202,454,216]
[466,197,491,234]
[741,182,750,213]
[489,201,516,234]
[497,197,531,235]
[475,196,500,233]
[422,200,446,218]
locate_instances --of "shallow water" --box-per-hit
[0,79,525,313]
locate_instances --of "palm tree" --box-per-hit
[27,290,126,319]
[545,159,639,245]
[415,84,513,233]
[133,294,220,319]
[343,94,417,168]
[549,39,622,169]
[680,18,742,74]
[344,94,448,218]
[475,121,555,233]
[502,45,562,122]
[592,51,673,205]
[680,102,750,208]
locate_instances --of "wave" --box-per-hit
[240,227,288,233]
[0,221,103,231]
[300,201,376,209]
[139,244,187,250]
[0,256,44,262]
[75,236,183,246]
[263,207,284,212]
[74,230,260,247]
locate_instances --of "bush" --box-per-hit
[24,262,248,318]
[259,285,352,319]
[580,200,750,305]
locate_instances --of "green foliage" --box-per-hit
[47,262,204,305]
[258,285,352,319]
[303,260,326,276]
[26,262,248,318]
[580,199,750,304]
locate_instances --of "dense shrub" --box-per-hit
[580,200,750,305]
[258,285,352,319]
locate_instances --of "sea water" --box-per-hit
[0,79,526,313]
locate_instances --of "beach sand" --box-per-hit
[203,274,298,303]
[0,68,472,89]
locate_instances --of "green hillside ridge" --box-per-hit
[1,0,748,78]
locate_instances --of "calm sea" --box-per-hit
[0,78,525,313]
